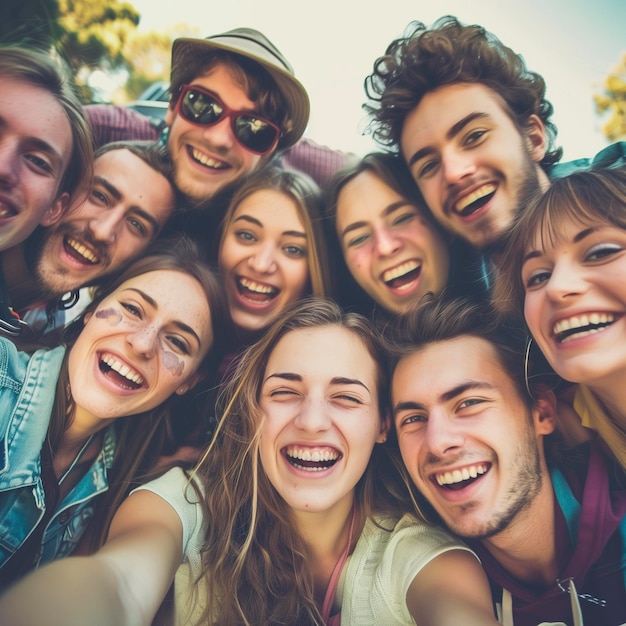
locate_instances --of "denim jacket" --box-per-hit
[0,338,116,575]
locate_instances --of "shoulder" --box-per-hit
[0,339,64,394]
[341,514,477,624]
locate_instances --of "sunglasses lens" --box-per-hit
[234,116,278,153]
[180,89,222,125]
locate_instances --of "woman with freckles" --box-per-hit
[495,167,626,471]
[0,299,500,626]
[0,236,229,589]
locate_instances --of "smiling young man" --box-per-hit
[1,141,176,333]
[388,297,626,626]
[365,17,560,253]
[0,46,92,253]
[87,29,316,209]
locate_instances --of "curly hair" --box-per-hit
[364,16,562,172]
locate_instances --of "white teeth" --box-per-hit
[436,464,487,486]
[66,237,98,263]
[0,204,15,218]
[191,148,226,169]
[455,183,496,212]
[382,260,420,283]
[285,446,339,462]
[239,277,277,295]
[553,313,615,339]
[101,353,144,385]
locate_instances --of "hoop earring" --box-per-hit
[524,336,534,399]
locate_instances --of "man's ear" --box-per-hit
[164,105,175,127]
[532,384,557,436]
[40,192,70,227]
[525,114,548,164]
[376,409,391,444]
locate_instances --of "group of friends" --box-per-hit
[0,14,624,626]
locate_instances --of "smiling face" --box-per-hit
[336,170,450,313]
[0,77,73,251]
[400,83,548,250]
[522,217,626,391]
[165,64,270,203]
[35,149,175,295]
[68,269,212,422]
[219,188,310,332]
[259,325,386,515]
[392,335,550,539]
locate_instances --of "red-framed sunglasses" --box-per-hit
[175,84,281,155]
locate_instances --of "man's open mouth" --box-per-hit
[434,463,488,490]
[454,184,496,217]
[189,146,229,170]
[64,236,99,265]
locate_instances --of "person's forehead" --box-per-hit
[394,336,509,395]
[402,82,518,142]
[0,76,73,164]
[232,188,304,230]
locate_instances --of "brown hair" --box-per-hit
[49,236,230,550]
[364,16,562,173]
[190,298,407,625]
[0,45,94,198]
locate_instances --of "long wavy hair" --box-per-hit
[189,298,408,625]
[47,236,230,551]
[364,16,562,173]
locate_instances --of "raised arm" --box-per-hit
[0,490,183,626]
[406,549,500,626]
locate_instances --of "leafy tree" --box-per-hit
[594,53,626,141]
[56,0,140,99]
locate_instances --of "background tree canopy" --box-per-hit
[0,0,177,103]
[594,53,626,142]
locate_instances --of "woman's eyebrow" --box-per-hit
[123,288,201,348]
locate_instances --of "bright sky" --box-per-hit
[131,0,625,162]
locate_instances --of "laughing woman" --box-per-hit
[0,237,228,589]
[0,299,499,626]
[495,167,626,470]
[218,165,331,340]
[325,153,486,319]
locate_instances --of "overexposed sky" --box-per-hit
[131,0,625,162]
